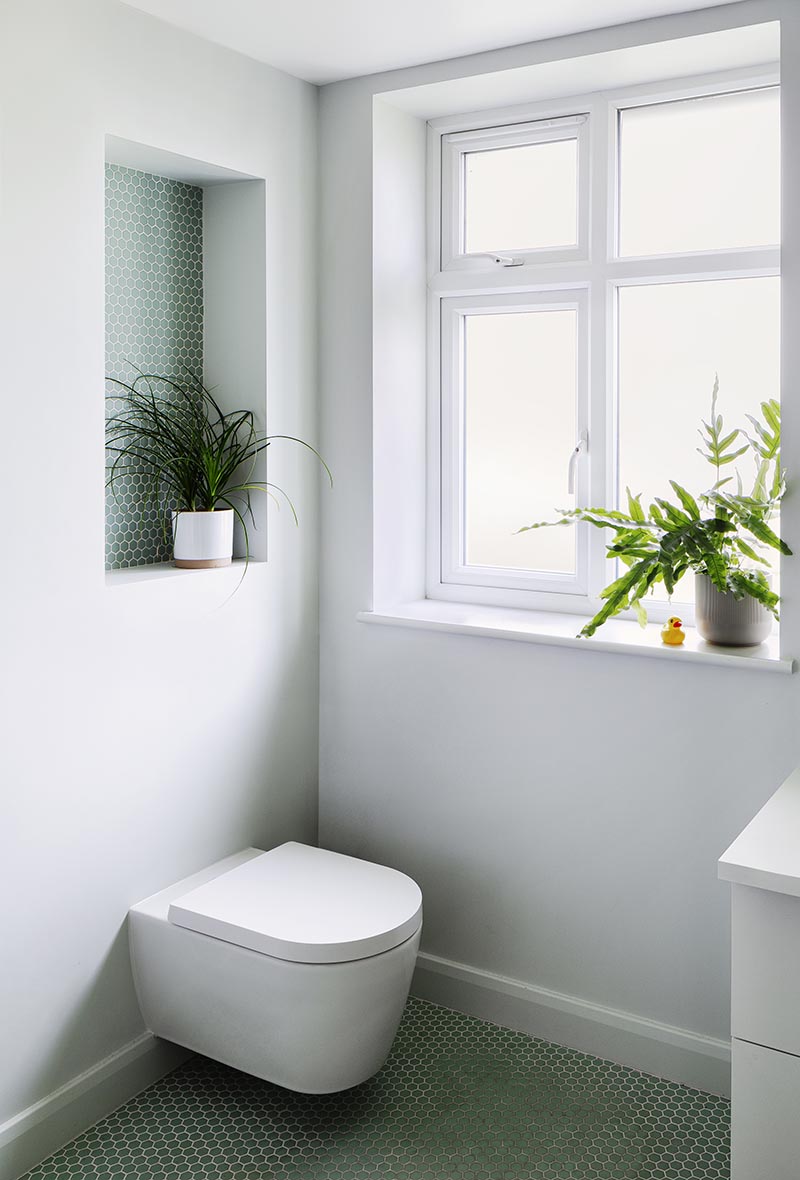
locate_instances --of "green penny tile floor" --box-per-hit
[23,999,730,1179]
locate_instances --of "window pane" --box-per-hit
[464,309,577,574]
[618,277,780,602]
[619,88,780,256]
[464,139,578,255]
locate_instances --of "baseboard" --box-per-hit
[0,1033,192,1180]
[412,951,731,1097]
[0,961,728,1180]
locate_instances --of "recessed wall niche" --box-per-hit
[104,136,267,572]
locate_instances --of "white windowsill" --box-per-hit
[357,600,792,673]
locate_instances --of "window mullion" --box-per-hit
[585,96,614,603]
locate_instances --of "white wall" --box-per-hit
[0,0,319,1161]
[204,178,270,561]
[319,0,800,1093]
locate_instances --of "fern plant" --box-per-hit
[106,370,332,558]
[519,378,790,638]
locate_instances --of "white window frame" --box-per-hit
[426,65,781,620]
[440,114,591,269]
[439,289,589,596]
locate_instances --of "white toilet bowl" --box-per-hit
[128,843,423,1094]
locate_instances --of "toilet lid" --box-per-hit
[167,842,423,964]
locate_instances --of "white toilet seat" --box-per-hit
[167,842,423,965]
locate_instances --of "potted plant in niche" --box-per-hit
[520,379,790,645]
[106,370,331,568]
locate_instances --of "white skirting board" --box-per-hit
[0,957,729,1180]
[412,951,732,1097]
[0,1033,191,1180]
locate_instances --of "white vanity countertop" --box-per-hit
[719,766,800,897]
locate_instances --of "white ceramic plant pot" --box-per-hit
[694,573,772,647]
[172,509,234,569]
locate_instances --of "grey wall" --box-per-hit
[318,0,800,1084]
[0,0,319,1140]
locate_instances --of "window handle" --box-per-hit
[567,431,588,495]
[474,252,524,267]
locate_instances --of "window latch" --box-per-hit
[475,252,524,267]
[567,431,588,495]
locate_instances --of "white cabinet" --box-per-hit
[731,883,800,1055]
[731,1039,800,1180]
[720,768,800,1180]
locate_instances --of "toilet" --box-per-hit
[128,843,423,1094]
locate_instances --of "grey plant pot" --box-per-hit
[694,573,772,647]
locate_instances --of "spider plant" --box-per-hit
[519,378,790,638]
[106,369,332,560]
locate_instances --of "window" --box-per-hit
[428,76,780,617]
[441,115,589,266]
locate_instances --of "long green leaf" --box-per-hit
[743,514,792,555]
[669,481,700,519]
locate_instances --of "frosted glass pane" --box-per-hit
[464,310,577,574]
[464,139,578,255]
[619,88,780,256]
[618,277,780,602]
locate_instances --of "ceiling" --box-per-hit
[120,0,748,86]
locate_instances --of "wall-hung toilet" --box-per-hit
[129,843,423,1094]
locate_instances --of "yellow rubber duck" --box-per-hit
[661,616,686,645]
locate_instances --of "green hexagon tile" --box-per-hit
[22,998,730,1179]
[105,164,204,570]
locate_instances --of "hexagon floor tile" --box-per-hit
[22,998,730,1179]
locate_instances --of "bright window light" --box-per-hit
[618,275,781,600]
[619,88,780,257]
[464,139,578,255]
[618,277,780,506]
[463,309,577,573]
